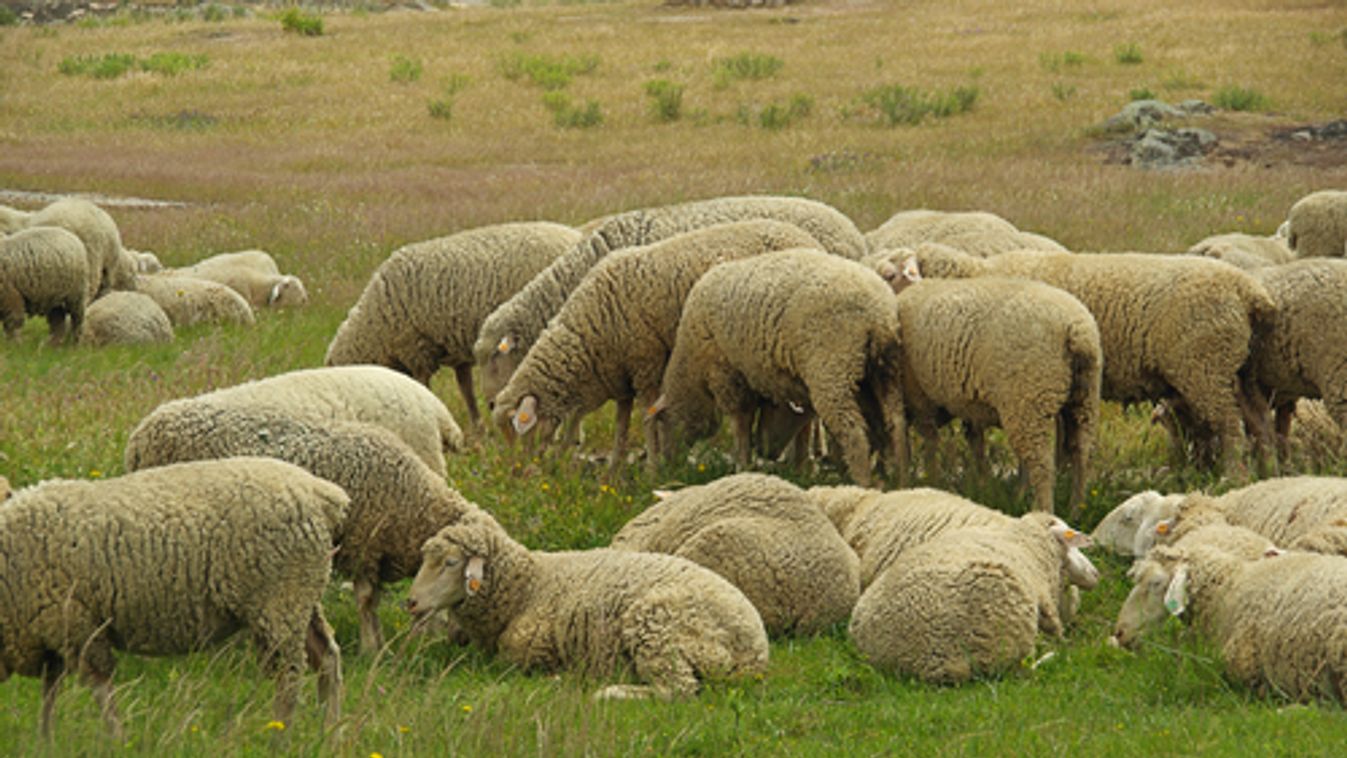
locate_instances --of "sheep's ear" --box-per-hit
[513,395,539,435]
[497,335,514,355]
[900,255,922,283]
[268,280,284,305]
[1164,564,1189,616]
[875,260,899,282]
[1154,518,1174,538]
[646,394,669,418]
[1263,547,1285,558]
[465,556,485,596]
[652,489,673,501]
[1050,521,1093,550]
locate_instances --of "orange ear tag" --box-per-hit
[1156,522,1170,535]
[518,411,531,424]
[467,577,482,593]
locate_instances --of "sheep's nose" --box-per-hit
[487,399,495,411]
[405,598,419,614]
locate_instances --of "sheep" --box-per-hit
[848,512,1097,684]
[404,511,770,700]
[1091,490,1184,556]
[0,226,88,344]
[1285,189,1347,259]
[0,198,134,300]
[491,220,821,468]
[123,402,483,653]
[177,249,308,308]
[134,272,256,328]
[0,475,10,500]
[141,365,464,477]
[127,249,164,274]
[865,209,1066,257]
[897,244,1275,475]
[78,291,174,347]
[649,248,906,487]
[609,473,860,637]
[1111,540,1347,704]
[865,261,1102,514]
[325,222,579,426]
[0,457,346,737]
[1187,232,1295,270]
[474,195,867,407]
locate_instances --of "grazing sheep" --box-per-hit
[178,249,308,308]
[610,473,860,636]
[79,291,174,347]
[1187,232,1295,270]
[0,198,133,300]
[123,402,484,653]
[474,195,867,406]
[1285,190,1347,259]
[492,220,820,467]
[649,249,906,487]
[849,512,1097,684]
[0,227,88,344]
[146,365,463,476]
[405,511,769,700]
[1286,398,1347,462]
[1112,540,1347,704]
[865,209,1066,257]
[127,249,164,274]
[325,222,579,426]
[134,273,256,328]
[0,458,346,737]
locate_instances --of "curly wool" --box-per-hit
[1286,190,1347,259]
[2,199,133,301]
[865,209,1065,257]
[0,226,88,343]
[1188,233,1295,270]
[134,272,256,327]
[80,291,174,347]
[610,473,860,637]
[177,249,307,308]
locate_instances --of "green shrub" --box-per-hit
[542,92,602,129]
[1051,81,1077,101]
[756,94,813,130]
[1039,51,1085,73]
[279,8,323,37]
[0,6,17,26]
[427,99,453,121]
[139,52,209,76]
[712,52,783,88]
[1114,42,1143,64]
[644,79,684,122]
[1211,85,1268,111]
[389,55,423,84]
[1129,87,1156,101]
[500,52,599,90]
[58,53,137,79]
[202,4,228,22]
[443,73,471,97]
[855,83,979,126]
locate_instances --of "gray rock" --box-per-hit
[1130,127,1218,169]
[1178,99,1215,115]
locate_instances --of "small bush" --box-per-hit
[1114,42,1143,65]
[712,52,783,88]
[1161,70,1205,91]
[443,73,471,97]
[58,53,137,79]
[0,6,17,26]
[139,52,209,76]
[1039,51,1085,73]
[854,83,978,126]
[1051,81,1077,101]
[542,92,602,129]
[1129,87,1156,101]
[644,79,684,123]
[1211,85,1268,112]
[756,94,813,130]
[499,52,599,90]
[279,8,323,37]
[427,99,453,121]
[202,4,228,22]
[389,55,423,84]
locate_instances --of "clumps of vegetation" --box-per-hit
[58,52,209,80]
[542,92,603,129]
[644,79,684,123]
[0,5,18,26]
[140,52,210,77]
[134,109,220,131]
[1051,81,1077,101]
[500,52,599,90]
[1161,70,1205,92]
[1039,51,1085,73]
[279,7,323,37]
[1114,42,1144,65]
[739,94,813,130]
[390,55,423,84]
[1212,85,1268,112]
[201,4,243,23]
[1129,87,1156,101]
[427,74,471,122]
[712,52,784,88]
[851,83,979,126]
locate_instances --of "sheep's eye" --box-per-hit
[444,557,459,569]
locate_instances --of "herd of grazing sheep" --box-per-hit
[3,187,1347,737]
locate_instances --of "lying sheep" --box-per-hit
[134,272,256,328]
[1142,479,1347,558]
[0,198,134,300]
[474,195,867,407]
[849,512,1097,684]
[0,458,346,737]
[325,222,578,426]
[178,249,308,308]
[609,473,860,637]
[1187,232,1295,270]
[492,220,820,467]
[901,244,1275,475]
[1090,490,1184,556]
[79,291,174,347]
[1285,189,1347,259]
[405,511,769,700]
[0,227,88,344]
[127,249,164,274]
[124,402,483,653]
[143,365,462,476]
[865,209,1066,257]
[1112,540,1347,704]
[650,249,906,487]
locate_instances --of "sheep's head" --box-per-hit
[646,392,719,464]
[267,276,308,307]
[480,335,520,410]
[406,518,499,617]
[1092,490,1182,557]
[493,394,558,447]
[872,252,923,295]
[1112,547,1187,650]
[1132,493,1220,556]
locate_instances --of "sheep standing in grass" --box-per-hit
[405,511,769,700]
[1285,189,1347,259]
[0,198,134,300]
[0,458,347,737]
[1187,232,1295,270]
[474,195,867,406]
[610,473,859,636]
[491,220,820,467]
[650,249,906,487]
[325,222,579,426]
[865,209,1066,257]
[0,227,88,344]
[177,249,308,308]
[79,291,174,347]
[849,512,1097,684]
[123,402,484,653]
[151,365,463,476]
[134,272,256,327]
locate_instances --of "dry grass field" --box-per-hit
[3,0,1347,753]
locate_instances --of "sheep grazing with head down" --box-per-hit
[0,226,88,344]
[79,291,174,347]
[865,209,1067,258]
[1285,189,1347,259]
[1187,232,1295,270]
[176,249,308,309]
[1,198,134,301]
[405,511,769,700]
[134,272,256,328]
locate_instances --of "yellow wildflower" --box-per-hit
[263,720,286,732]
[398,725,411,734]
[461,704,473,714]
[90,469,103,479]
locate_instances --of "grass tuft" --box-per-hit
[499,51,600,90]
[1114,42,1144,65]
[853,83,979,126]
[1211,85,1268,112]
[279,7,323,37]
[541,92,603,128]
[711,52,784,88]
[643,78,684,122]
[389,55,423,84]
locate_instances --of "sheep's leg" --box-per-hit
[1169,371,1249,478]
[1004,412,1057,513]
[810,383,874,487]
[1237,373,1276,476]
[354,576,384,654]
[1063,410,1088,521]
[609,397,633,473]
[915,417,942,484]
[454,364,480,427]
[963,422,987,481]
[876,380,908,487]
[1273,401,1296,461]
[306,608,343,728]
[45,308,70,345]
[785,413,814,471]
[730,410,755,471]
[39,661,63,739]
[85,670,123,741]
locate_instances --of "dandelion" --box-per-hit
[90,469,103,479]
[263,720,286,732]
[697,463,705,473]
[461,704,473,714]
[371,753,384,758]
[190,724,200,734]
[541,482,550,491]
[398,725,411,734]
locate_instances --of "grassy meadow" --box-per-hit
[3,0,1347,752]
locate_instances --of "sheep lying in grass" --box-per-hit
[79,291,174,347]
[124,402,484,653]
[650,249,906,487]
[0,458,346,738]
[610,473,859,636]
[405,511,769,700]
[1187,232,1295,270]
[324,222,578,425]
[177,249,308,308]
[1285,190,1347,259]
[134,272,256,327]
[0,198,134,301]
[0,227,88,344]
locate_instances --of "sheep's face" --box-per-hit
[501,395,557,446]
[1112,556,1185,650]
[481,339,521,411]
[407,538,480,617]
[267,276,308,307]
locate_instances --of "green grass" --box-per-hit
[499,51,600,90]
[279,7,323,37]
[644,78,684,123]
[1114,42,1144,65]
[712,52,784,88]
[853,83,979,126]
[389,54,423,84]
[1212,85,1269,112]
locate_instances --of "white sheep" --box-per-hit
[849,512,1097,684]
[1285,189,1347,259]
[126,249,164,273]
[865,209,1066,257]
[1187,232,1295,270]
[650,248,906,487]
[404,511,770,700]
[325,222,579,426]
[1,226,88,344]
[0,198,134,300]
[610,473,860,637]
[176,249,308,308]
[1090,489,1184,556]
[79,290,175,347]
[141,365,463,477]
[491,220,821,468]
[0,458,346,737]
[474,195,867,408]
[134,272,256,328]
[1139,480,1347,558]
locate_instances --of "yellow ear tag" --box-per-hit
[467,577,482,593]
[1156,522,1170,535]
[497,338,510,353]
[1064,529,1077,539]
[518,411,531,424]
[646,405,658,416]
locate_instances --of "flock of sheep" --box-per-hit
[3,187,1347,737]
